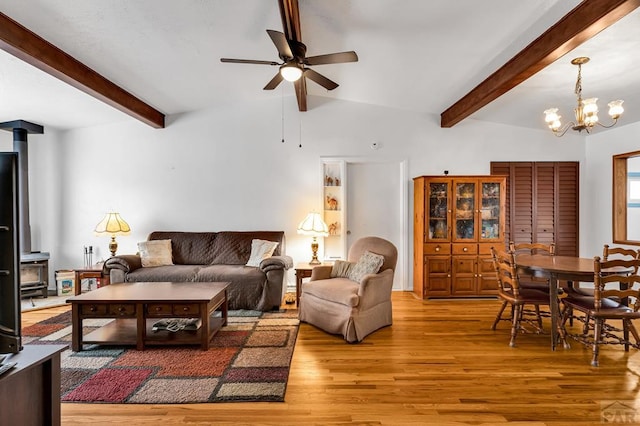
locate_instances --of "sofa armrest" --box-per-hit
[259,255,293,272]
[357,269,394,308]
[105,254,143,274]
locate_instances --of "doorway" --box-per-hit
[346,160,407,290]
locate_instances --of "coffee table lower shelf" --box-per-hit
[67,281,230,352]
[81,316,226,349]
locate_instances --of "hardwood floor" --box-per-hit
[23,292,640,425]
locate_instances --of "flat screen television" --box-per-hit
[0,152,22,354]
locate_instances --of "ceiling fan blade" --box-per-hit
[304,51,358,66]
[294,77,307,111]
[263,72,284,90]
[304,68,339,91]
[220,58,279,65]
[267,30,294,60]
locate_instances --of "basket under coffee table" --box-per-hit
[66,281,229,351]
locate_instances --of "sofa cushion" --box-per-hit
[303,278,360,307]
[210,232,283,265]
[125,265,200,282]
[196,265,267,310]
[246,239,279,267]
[148,232,217,265]
[138,239,173,267]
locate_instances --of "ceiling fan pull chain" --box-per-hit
[281,87,285,143]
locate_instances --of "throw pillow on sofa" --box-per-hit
[348,250,384,284]
[246,239,279,267]
[138,239,174,267]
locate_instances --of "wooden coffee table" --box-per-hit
[66,281,229,351]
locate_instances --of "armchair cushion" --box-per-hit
[348,250,384,283]
[331,260,355,279]
[303,278,360,307]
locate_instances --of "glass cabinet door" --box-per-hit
[453,180,476,241]
[479,181,502,241]
[426,181,449,242]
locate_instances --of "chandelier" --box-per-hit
[543,57,624,137]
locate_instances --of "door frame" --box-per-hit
[321,156,409,291]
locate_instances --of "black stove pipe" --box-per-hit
[0,120,44,255]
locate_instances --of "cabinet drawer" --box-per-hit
[81,304,108,316]
[452,244,477,255]
[108,303,136,316]
[424,243,451,255]
[147,304,172,315]
[478,243,499,255]
[173,303,200,316]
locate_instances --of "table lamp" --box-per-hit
[94,212,131,257]
[297,212,329,265]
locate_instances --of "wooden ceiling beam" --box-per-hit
[440,0,640,128]
[0,12,165,129]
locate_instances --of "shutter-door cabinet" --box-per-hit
[491,162,578,256]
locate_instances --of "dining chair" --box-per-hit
[565,245,640,331]
[509,241,556,293]
[570,245,639,297]
[491,247,565,347]
[509,242,556,322]
[560,256,640,366]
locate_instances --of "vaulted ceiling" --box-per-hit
[0,0,639,132]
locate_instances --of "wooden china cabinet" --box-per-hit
[413,175,506,299]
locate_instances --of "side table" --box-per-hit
[295,262,331,306]
[74,267,110,295]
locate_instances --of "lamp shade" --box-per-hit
[297,212,329,237]
[94,212,131,236]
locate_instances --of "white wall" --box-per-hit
[584,121,640,257]
[2,97,588,289]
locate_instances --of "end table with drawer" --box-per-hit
[74,266,110,295]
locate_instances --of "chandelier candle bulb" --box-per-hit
[608,100,624,118]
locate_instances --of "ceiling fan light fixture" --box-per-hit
[280,63,303,82]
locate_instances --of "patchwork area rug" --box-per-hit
[23,309,299,403]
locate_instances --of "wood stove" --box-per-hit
[19,253,49,298]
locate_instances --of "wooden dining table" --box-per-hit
[514,254,632,351]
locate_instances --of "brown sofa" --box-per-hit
[104,231,292,311]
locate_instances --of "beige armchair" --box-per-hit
[298,236,398,343]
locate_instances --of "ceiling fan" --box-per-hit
[220,0,358,111]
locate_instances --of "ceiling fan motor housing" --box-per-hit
[287,40,306,62]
